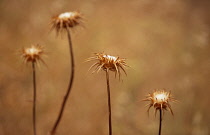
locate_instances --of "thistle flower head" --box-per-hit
[87,53,128,79]
[21,44,44,63]
[143,90,176,116]
[51,11,82,34]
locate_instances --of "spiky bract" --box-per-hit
[51,11,82,34]
[87,53,128,78]
[143,90,176,116]
[21,44,44,63]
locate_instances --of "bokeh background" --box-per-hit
[0,0,209,135]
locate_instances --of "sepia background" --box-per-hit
[0,0,209,135]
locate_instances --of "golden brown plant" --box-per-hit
[22,44,44,63]
[50,11,83,135]
[87,53,128,79]
[51,11,83,34]
[143,90,177,135]
[143,90,176,116]
[20,44,44,135]
[87,53,128,135]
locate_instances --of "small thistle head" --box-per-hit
[21,44,44,63]
[51,11,83,34]
[143,90,176,116]
[87,53,128,78]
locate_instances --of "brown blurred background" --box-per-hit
[0,0,209,135]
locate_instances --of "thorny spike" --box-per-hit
[88,62,99,72]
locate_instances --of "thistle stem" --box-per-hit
[51,27,75,135]
[159,109,162,135]
[105,69,112,135]
[32,62,37,135]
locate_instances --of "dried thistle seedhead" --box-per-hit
[21,44,44,63]
[51,11,83,34]
[143,90,176,116]
[87,53,128,78]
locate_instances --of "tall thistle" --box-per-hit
[143,90,177,135]
[21,44,44,135]
[50,11,83,135]
[87,53,128,135]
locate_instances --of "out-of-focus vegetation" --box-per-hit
[0,0,209,135]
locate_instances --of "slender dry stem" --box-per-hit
[32,62,37,135]
[159,109,162,135]
[105,69,112,135]
[51,27,75,135]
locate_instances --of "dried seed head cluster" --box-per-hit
[51,11,82,34]
[22,45,44,63]
[143,90,176,116]
[87,53,128,78]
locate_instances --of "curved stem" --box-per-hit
[159,109,162,135]
[105,69,112,135]
[32,62,37,135]
[51,27,75,135]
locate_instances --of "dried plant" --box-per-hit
[50,11,83,135]
[143,90,177,135]
[21,44,44,135]
[51,11,83,35]
[22,44,44,63]
[87,53,128,135]
[86,53,128,79]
